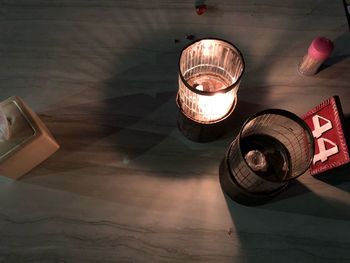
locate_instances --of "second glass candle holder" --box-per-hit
[219,109,314,206]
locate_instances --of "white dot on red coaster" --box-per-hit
[302,96,350,175]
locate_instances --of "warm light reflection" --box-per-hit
[202,40,212,57]
[195,91,236,122]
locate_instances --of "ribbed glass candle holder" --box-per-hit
[220,109,314,205]
[178,39,244,124]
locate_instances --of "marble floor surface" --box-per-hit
[0,0,350,262]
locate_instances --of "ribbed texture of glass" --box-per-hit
[178,39,244,123]
[227,112,313,194]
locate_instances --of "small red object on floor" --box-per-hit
[302,96,350,175]
[196,4,207,15]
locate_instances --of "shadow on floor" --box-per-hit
[319,33,350,72]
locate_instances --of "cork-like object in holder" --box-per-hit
[0,96,59,179]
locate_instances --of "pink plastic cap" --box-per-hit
[308,37,334,60]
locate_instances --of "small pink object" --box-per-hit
[308,37,334,60]
[298,36,334,76]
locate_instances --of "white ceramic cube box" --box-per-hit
[0,96,59,179]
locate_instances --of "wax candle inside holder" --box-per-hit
[177,38,245,142]
[219,109,314,206]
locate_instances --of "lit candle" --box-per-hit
[177,39,244,124]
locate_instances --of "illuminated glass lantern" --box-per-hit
[219,109,314,206]
[177,38,245,142]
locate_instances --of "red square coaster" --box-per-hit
[302,96,350,175]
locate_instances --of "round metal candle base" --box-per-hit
[219,158,288,206]
[177,109,230,142]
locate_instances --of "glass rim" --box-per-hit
[178,38,245,96]
[233,109,315,183]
